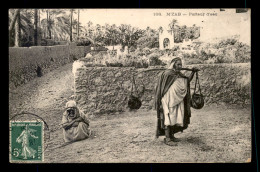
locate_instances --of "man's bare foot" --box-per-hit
[164,138,177,146]
[170,136,181,142]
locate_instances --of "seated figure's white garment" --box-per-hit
[62,109,90,143]
[161,77,187,126]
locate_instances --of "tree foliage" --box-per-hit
[9,12,200,48]
[136,27,159,49]
[173,24,200,43]
[9,9,37,47]
[81,22,144,50]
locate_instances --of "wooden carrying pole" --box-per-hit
[139,67,199,73]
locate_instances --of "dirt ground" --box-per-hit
[9,63,251,163]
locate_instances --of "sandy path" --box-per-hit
[9,63,251,163]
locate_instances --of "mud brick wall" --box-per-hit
[74,63,250,114]
[9,44,89,89]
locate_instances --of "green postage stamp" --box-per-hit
[10,121,44,162]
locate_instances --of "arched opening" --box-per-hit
[163,38,170,49]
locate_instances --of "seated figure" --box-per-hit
[61,100,91,143]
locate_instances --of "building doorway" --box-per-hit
[163,38,170,49]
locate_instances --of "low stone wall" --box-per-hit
[9,44,90,89]
[74,63,251,114]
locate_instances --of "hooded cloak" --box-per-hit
[154,60,191,137]
[61,101,91,142]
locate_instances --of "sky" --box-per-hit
[78,9,250,44]
[37,9,250,45]
[78,9,249,28]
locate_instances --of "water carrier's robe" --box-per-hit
[154,69,192,137]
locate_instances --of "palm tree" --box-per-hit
[158,26,163,34]
[168,19,178,36]
[118,24,127,47]
[77,9,80,40]
[118,24,144,52]
[9,9,20,46]
[14,9,21,47]
[9,9,20,31]
[180,25,187,41]
[34,9,38,46]
[47,9,51,39]
[124,25,143,53]
[70,9,73,42]
[81,21,95,47]
[9,9,71,46]
[173,25,181,43]
[18,9,35,46]
[190,24,199,39]
[92,24,102,46]
[168,19,178,30]
[105,24,119,49]
[69,9,81,42]
[40,9,70,41]
[9,9,35,47]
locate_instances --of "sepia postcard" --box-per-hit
[9,8,251,163]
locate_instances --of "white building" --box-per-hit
[159,29,175,50]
